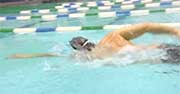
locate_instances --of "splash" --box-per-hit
[73,46,165,67]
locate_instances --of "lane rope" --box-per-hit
[1,22,180,34]
[1,7,180,21]
[18,0,180,14]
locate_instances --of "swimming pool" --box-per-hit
[0,1,180,94]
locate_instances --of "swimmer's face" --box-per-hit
[69,36,95,51]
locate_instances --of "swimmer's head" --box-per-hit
[69,36,95,51]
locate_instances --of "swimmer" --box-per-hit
[8,23,180,63]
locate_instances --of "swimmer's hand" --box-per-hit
[7,53,59,59]
[177,31,180,37]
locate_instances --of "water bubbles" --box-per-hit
[43,59,62,72]
[43,60,51,71]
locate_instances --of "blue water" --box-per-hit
[0,11,180,94]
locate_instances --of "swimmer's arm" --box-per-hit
[116,23,180,40]
[7,53,59,59]
[135,44,161,49]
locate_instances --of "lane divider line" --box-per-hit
[1,23,180,34]
[1,7,180,21]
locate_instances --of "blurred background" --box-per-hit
[0,0,95,7]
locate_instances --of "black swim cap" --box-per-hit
[159,44,180,64]
[69,36,95,51]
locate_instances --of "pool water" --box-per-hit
[0,6,180,94]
